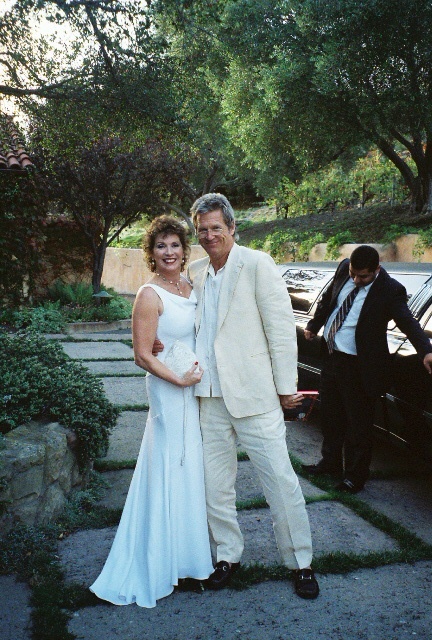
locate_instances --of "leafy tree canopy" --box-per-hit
[211,0,432,211]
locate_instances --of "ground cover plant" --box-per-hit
[0,332,119,466]
[0,281,132,333]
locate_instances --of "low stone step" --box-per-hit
[84,360,145,376]
[102,378,148,407]
[62,341,134,361]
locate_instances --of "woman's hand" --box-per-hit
[180,363,204,387]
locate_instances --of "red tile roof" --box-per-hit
[0,114,35,172]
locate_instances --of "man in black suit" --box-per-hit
[303,245,432,493]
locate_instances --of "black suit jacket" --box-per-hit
[306,259,432,397]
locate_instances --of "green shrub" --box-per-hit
[0,333,119,466]
[297,233,325,261]
[263,230,299,262]
[1,284,132,332]
[0,302,66,333]
[236,220,254,232]
[47,280,94,307]
[62,295,132,323]
[112,226,147,248]
[325,231,355,260]
[380,224,417,245]
[413,226,432,261]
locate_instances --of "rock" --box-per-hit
[0,421,83,532]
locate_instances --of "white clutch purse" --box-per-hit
[164,340,198,377]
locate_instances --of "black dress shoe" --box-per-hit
[334,478,363,494]
[302,462,342,477]
[294,568,319,599]
[205,561,240,590]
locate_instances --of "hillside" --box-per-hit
[236,203,432,248]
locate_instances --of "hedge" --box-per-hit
[0,332,119,466]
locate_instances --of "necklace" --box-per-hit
[156,272,183,296]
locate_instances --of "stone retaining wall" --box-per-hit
[101,245,207,295]
[306,235,432,263]
[102,236,432,295]
[0,421,83,532]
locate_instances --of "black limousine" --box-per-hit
[278,262,432,460]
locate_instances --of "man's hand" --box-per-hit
[304,329,317,341]
[152,339,164,356]
[423,352,432,374]
[279,393,304,410]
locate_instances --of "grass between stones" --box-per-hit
[94,458,137,471]
[93,372,146,377]
[115,403,149,411]
[2,455,432,639]
[73,357,135,362]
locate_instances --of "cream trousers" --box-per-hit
[199,397,313,570]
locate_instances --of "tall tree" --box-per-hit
[44,137,195,293]
[216,0,432,213]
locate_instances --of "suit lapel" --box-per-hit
[358,268,385,322]
[193,260,210,331]
[217,244,244,332]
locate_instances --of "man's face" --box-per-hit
[349,264,380,287]
[196,209,235,264]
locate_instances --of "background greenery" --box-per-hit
[1,0,432,307]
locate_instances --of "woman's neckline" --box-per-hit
[146,282,195,300]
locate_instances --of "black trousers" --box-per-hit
[319,351,376,487]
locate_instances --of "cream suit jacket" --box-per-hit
[188,243,298,418]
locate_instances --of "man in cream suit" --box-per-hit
[188,193,319,599]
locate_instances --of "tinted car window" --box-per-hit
[386,272,430,299]
[424,313,432,336]
[280,268,334,313]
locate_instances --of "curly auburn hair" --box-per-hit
[143,215,191,272]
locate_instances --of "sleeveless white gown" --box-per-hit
[90,284,213,608]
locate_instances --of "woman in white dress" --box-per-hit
[90,216,213,608]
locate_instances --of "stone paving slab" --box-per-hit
[360,477,432,545]
[58,501,397,589]
[98,469,134,509]
[236,459,325,502]
[285,419,322,465]
[66,320,131,334]
[62,341,134,360]
[82,360,144,376]
[104,411,147,461]
[0,575,31,640]
[102,377,148,406]
[68,331,133,341]
[68,562,432,640]
[98,462,325,511]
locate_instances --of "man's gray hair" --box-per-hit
[190,193,235,229]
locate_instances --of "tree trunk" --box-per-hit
[423,175,432,214]
[376,137,432,214]
[92,243,107,295]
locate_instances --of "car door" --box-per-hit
[378,286,432,459]
[279,265,334,390]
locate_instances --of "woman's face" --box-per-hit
[152,233,184,273]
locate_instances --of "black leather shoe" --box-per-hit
[302,462,342,477]
[335,478,363,494]
[205,561,240,590]
[294,568,319,599]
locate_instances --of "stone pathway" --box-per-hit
[3,327,432,640]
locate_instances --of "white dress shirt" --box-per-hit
[324,278,375,355]
[195,264,225,396]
